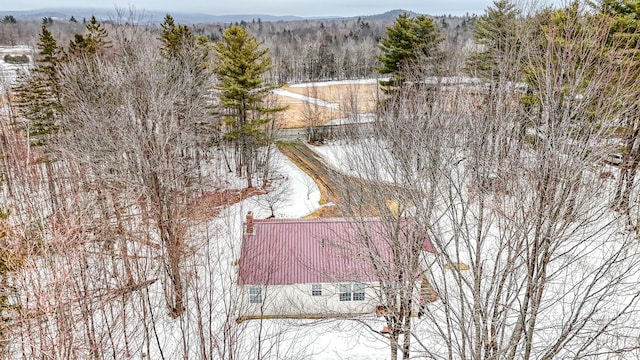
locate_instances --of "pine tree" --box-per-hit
[160,14,196,59]
[15,24,62,146]
[376,13,443,91]
[600,0,640,56]
[212,25,284,188]
[466,0,521,84]
[521,3,604,119]
[2,15,16,24]
[158,14,211,132]
[68,15,111,57]
[466,0,522,119]
[596,0,640,211]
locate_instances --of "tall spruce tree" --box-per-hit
[158,14,213,143]
[159,14,208,86]
[597,0,640,211]
[16,24,62,146]
[67,15,111,57]
[212,25,283,188]
[376,13,443,91]
[600,0,640,51]
[466,0,521,84]
[159,14,196,59]
[466,0,522,118]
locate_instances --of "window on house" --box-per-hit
[339,284,351,301]
[249,286,262,303]
[311,283,322,296]
[339,283,365,301]
[353,283,365,301]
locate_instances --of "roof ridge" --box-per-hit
[253,217,393,223]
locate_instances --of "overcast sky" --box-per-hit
[5,0,562,17]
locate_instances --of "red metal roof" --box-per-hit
[237,217,436,286]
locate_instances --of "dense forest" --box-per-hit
[0,10,476,82]
[1,1,640,359]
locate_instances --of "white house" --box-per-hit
[236,212,437,322]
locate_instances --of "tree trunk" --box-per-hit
[390,332,399,360]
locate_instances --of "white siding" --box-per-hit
[238,282,380,319]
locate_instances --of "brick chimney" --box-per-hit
[245,211,254,235]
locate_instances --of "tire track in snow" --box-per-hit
[272,89,339,110]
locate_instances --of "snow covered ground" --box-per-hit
[0,45,32,88]
[220,149,395,359]
[248,149,322,218]
[288,78,384,88]
[305,137,640,359]
[325,113,376,126]
[5,73,640,359]
[157,148,393,360]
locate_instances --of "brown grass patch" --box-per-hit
[188,187,268,220]
[305,204,341,218]
[272,82,382,129]
[271,97,340,129]
[444,262,470,271]
[282,83,380,106]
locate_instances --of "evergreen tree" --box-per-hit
[158,14,211,129]
[159,15,210,86]
[160,14,196,60]
[2,15,16,24]
[212,25,284,188]
[376,13,443,91]
[600,0,640,56]
[466,0,521,83]
[596,0,640,210]
[521,3,601,118]
[68,15,111,57]
[15,25,62,146]
[467,0,522,118]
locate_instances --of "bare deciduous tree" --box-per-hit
[58,35,214,317]
[331,3,640,359]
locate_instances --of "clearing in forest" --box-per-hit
[272,80,381,128]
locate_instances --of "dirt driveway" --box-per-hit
[279,141,414,218]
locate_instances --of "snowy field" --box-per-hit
[0,45,32,88]
[325,113,376,126]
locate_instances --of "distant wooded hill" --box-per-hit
[3,8,422,24]
[0,8,475,82]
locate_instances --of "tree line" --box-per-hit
[1,11,476,81]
